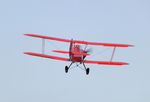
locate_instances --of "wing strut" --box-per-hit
[110,47,116,62]
[42,38,45,54]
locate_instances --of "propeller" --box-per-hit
[84,48,93,54]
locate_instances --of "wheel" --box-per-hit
[86,68,90,75]
[65,66,69,73]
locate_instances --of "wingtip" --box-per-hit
[24,52,30,55]
[125,62,129,65]
[129,45,134,47]
[24,34,32,36]
[24,52,34,55]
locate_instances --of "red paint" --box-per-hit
[52,50,90,56]
[24,34,133,66]
[24,34,134,47]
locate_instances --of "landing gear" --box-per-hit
[65,66,69,73]
[86,68,90,75]
[83,63,90,75]
[65,62,90,75]
[65,62,73,73]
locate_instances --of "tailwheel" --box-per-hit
[86,68,90,75]
[65,66,69,73]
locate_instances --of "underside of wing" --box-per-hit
[24,34,133,48]
[84,60,129,66]
[24,52,70,61]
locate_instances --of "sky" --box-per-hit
[0,0,150,102]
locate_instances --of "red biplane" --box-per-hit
[24,34,133,75]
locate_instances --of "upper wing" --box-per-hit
[84,60,128,66]
[24,34,133,47]
[24,52,70,61]
[24,34,71,42]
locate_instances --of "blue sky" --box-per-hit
[0,0,150,102]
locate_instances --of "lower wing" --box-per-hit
[84,60,129,66]
[24,52,128,66]
[24,52,69,61]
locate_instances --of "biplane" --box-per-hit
[24,34,133,75]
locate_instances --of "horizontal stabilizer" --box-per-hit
[52,50,90,56]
